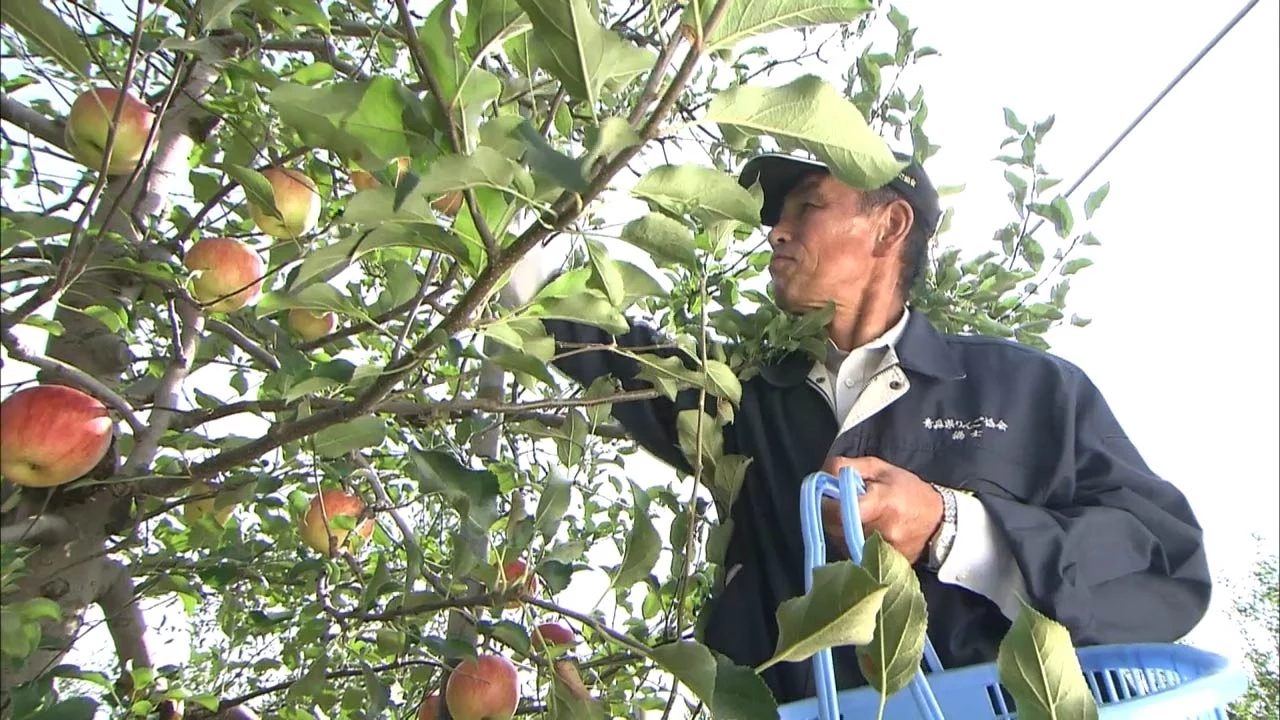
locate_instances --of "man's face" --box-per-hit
[766,171,900,314]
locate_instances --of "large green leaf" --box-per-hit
[1,0,92,76]
[419,0,505,140]
[704,75,906,190]
[632,164,760,226]
[854,533,928,697]
[312,416,388,458]
[997,601,1100,720]
[609,480,660,590]
[620,213,699,268]
[649,641,779,720]
[534,468,573,540]
[761,561,888,670]
[631,353,741,405]
[513,0,654,108]
[266,78,435,168]
[291,221,484,285]
[411,146,534,198]
[682,0,872,52]
[461,0,531,59]
[524,288,630,335]
[409,449,502,528]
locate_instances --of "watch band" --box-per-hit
[926,484,957,571]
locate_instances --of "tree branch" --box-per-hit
[205,318,280,372]
[0,92,65,149]
[1,329,147,437]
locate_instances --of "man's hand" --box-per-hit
[820,456,944,565]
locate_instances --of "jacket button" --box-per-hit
[890,380,904,390]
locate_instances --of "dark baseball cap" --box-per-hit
[737,151,941,237]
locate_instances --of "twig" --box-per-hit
[123,300,204,475]
[0,329,147,436]
[205,318,280,371]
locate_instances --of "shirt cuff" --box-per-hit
[935,490,1027,621]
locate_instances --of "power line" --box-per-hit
[1030,0,1263,229]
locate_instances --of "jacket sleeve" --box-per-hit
[975,370,1212,645]
[541,317,709,476]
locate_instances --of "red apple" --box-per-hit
[248,167,322,239]
[183,237,265,313]
[183,481,235,526]
[299,489,374,555]
[495,560,537,609]
[532,623,576,653]
[0,384,113,488]
[445,654,519,720]
[417,693,441,720]
[287,308,337,342]
[64,87,156,175]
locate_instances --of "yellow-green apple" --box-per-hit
[532,623,575,653]
[445,654,519,720]
[0,384,113,488]
[494,560,537,609]
[417,693,441,720]
[183,481,235,526]
[287,308,338,342]
[300,489,374,555]
[183,237,265,313]
[64,87,156,175]
[248,167,322,239]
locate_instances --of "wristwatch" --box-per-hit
[926,484,958,571]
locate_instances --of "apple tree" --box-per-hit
[0,0,1110,718]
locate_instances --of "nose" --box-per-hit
[767,223,791,248]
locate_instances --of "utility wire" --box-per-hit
[1027,0,1263,233]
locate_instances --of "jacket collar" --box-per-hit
[758,307,966,386]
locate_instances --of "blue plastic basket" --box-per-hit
[776,469,1250,720]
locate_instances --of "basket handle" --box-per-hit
[799,468,947,720]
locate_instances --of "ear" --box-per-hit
[872,198,914,256]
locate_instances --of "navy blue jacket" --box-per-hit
[542,309,1212,704]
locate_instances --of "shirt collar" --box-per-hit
[823,307,911,372]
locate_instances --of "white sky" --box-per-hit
[3,0,1276,713]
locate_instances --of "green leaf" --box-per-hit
[997,600,1100,720]
[1,0,94,75]
[265,79,434,168]
[583,117,642,171]
[705,75,906,191]
[412,146,530,197]
[514,0,654,108]
[419,0,505,139]
[614,260,666,302]
[584,237,625,306]
[620,213,700,268]
[609,480,660,590]
[461,0,531,59]
[514,120,589,192]
[854,533,928,697]
[631,352,739,405]
[525,289,629,335]
[632,164,760,226]
[301,222,482,283]
[761,561,888,670]
[1003,107,1027,133]
[216,163,281,221]
[534,468,573,540]
[1060,258,1093,276]
[258,282,361,317]
[410,449,502,528]
[649,641,778,720]
[1083,181,1109,220]
[312,416,387,458]
[683,0,871,52]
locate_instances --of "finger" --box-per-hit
[843,456,896,482]
[820,455,857,476]
[856,481,884,526]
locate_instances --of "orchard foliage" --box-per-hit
[0,0,1112,718]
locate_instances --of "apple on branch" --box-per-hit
[299,489,374,555]
[494,560,538,609]
[0,384,114,488]
[64,87,156,176]
[248,167,322,239]
[287,308,338,342]
[183,237,266,313]
[445,654,519,720]
[531,623,576,655]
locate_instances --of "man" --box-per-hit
[505,149,1212,704]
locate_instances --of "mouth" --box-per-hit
[769,255,796,270]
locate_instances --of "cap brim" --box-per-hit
[737,154,831,226]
